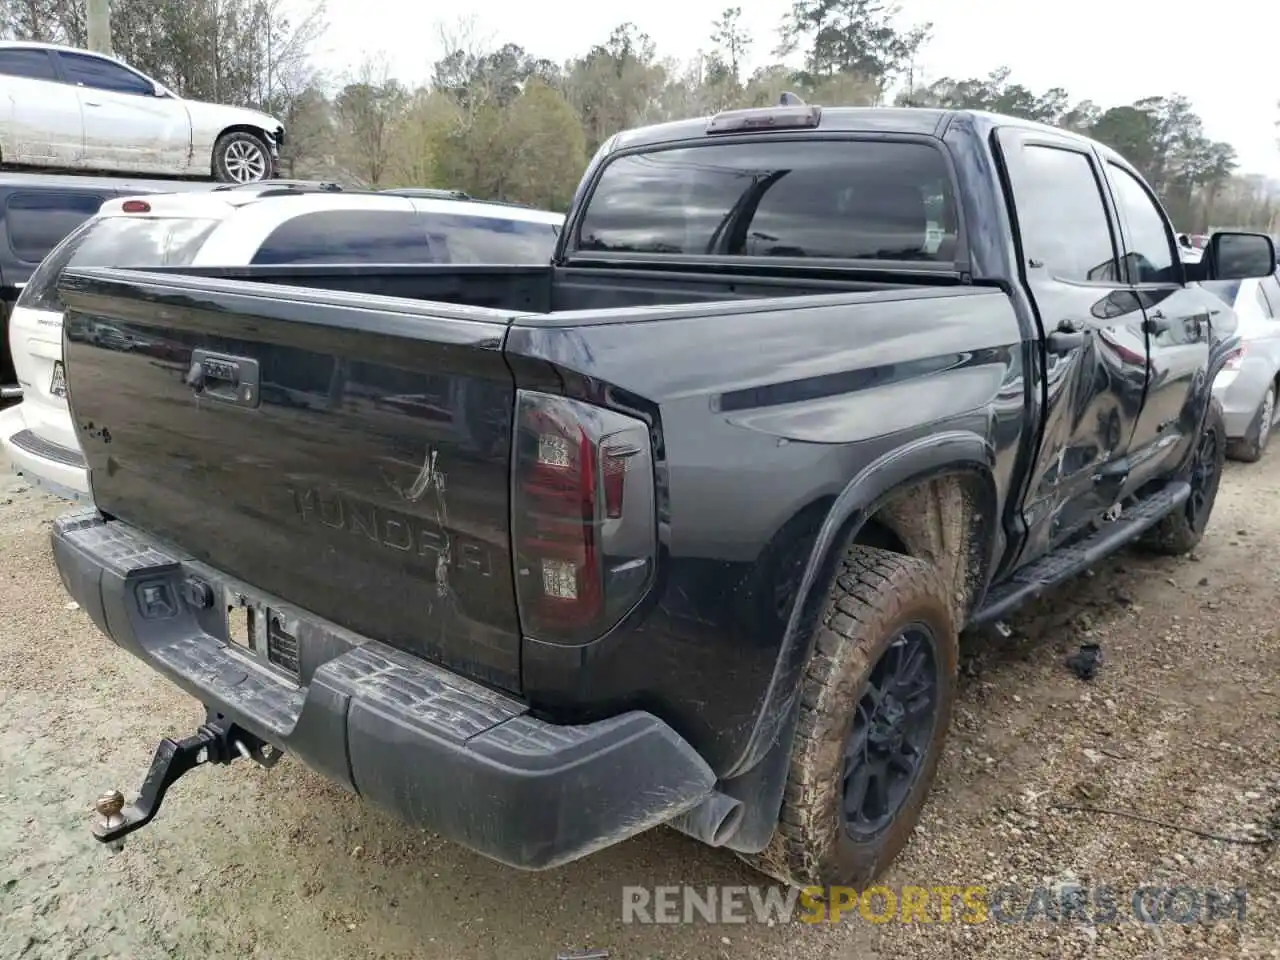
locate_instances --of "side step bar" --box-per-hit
[970,481,1190,628]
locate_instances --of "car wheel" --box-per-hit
[738,545,958,889]
[212,131,271,183]
[1140,396,1227,555]
[1226,383,1276,463]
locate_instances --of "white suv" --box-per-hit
[0,184,564,500]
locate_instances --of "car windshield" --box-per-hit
[17,215,219,314]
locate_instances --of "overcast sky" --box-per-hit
[311,0,1277,178]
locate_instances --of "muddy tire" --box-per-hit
[739,545,959,889]
[212,131,271,183]
[1141,396,1227,556]
[1226,384,1275,464]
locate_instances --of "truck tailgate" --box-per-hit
[58,267,523,692]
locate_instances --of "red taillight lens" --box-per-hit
[121,199,151,213]
[513,391,656,644]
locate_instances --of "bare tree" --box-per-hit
[333,52,408,186]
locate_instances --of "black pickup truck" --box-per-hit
[48,102,1275,889]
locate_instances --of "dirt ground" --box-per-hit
[2,444,1278,960]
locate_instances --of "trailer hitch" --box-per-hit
[91,713,282,845]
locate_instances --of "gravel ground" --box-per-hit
[1,444,1278,959]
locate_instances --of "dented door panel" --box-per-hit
[59,271,523,692]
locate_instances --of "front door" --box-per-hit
[1101,160,1213,486]
[995,128,1151,560]
[53,51,189,175]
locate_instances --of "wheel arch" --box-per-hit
[725,430,999,781]
[210,124,275,176]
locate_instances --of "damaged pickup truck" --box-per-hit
[49,101,1276,889]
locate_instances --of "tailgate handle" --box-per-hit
[186,351,260,408]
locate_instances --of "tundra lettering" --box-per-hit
[288,483,494,577]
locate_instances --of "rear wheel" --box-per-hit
[739,545,958,889]
[213,131,271,183]
[1141,396,1227,555]
[1226,383,1276,463]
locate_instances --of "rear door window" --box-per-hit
[1005,144,1120,283]
[250,210,435,264]
[574,139,958,263]
[419,212,560,264]
[5,191,107,264]
[17,216,219,313]
[0,48,58,81]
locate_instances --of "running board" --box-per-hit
[970,481,1190,628]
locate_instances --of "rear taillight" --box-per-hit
[512,390,657,644]
[1224,345,1247,371]
[121,199,151,213]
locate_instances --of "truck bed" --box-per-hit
[131,260,963,312]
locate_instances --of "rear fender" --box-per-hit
[724,430,997,780]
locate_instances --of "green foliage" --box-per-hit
[902,67,1261,230]
[0,3,1272,229]
[777,0,930,98]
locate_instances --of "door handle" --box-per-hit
[84,100,102,107]
[186,351,260,408]
[1142,310,1171,335]
[1046,319,1086,354]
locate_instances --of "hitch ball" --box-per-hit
[95,789,126,830]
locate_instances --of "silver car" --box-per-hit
[1208,271,1280,461]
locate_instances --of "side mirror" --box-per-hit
[152,82,170,98]
[1204,231,1277,281]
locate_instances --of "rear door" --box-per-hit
[995,127,1150,556]
[0,46,83,167]
[58,268,524,692]
[1100,160,1215,482]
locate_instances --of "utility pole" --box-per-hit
[86,0,112,56]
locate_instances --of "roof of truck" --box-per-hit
[609,104,1117,162]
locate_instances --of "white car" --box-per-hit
[0,184,564,500]
[0,41,284,183]
[1206,271,1280,462]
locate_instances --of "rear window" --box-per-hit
[17,215,218,313]
[575,140,957,263]
[5,191,108,264]
[421,213,560,264]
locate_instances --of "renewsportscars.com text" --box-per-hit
[621,884,1248,925]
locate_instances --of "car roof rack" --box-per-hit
[379,187,541,211]
[379,187,473,200]
[212,179,346,195]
